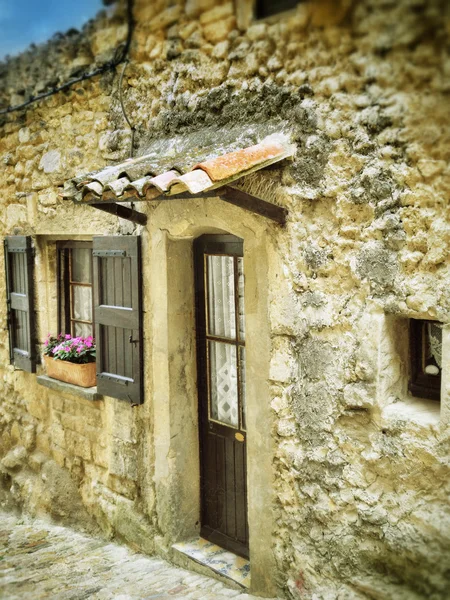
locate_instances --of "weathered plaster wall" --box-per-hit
[1,0,449,598]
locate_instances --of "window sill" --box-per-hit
[381,396,440,429]
[37,375,102,401]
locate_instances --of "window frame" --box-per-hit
[255,0,299,20]
[56,240,94,338]
[409,318,442,402]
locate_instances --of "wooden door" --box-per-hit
[194,235,249,559]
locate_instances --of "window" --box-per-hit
[256,0,298,19]
[56,237,144,402]
[409,319,442,401]
[57,241,94,338]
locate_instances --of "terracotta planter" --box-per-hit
[44,355,97,388]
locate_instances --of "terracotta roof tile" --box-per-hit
[170,170,213,194]
[124,175,153,196]
[150,170,180,193]
[104,176,132,197]
[82,181,103,198]
[64,132,295,204]
[193,141,286,182]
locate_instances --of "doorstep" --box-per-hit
[172,537,250,589]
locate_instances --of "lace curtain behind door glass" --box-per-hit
[207,255,245,428]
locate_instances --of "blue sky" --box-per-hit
[0,0,104,60]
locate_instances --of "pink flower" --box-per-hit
[65,334,71,340]
[85,340,93,348]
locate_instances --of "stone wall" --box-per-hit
[1,0,449,598]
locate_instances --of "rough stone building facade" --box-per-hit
[1,0,449,598]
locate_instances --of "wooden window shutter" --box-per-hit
[4,236,37,373]
[93,236,143,404]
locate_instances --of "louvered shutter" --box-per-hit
[93,236,143,404]
[4,236,36,373]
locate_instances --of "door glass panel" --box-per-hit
[239,346,246,430]
[209,340,238,427]
[71,248,92,283]
[237,257,245,341]
[207,255,236,339]
[72,286,92,321]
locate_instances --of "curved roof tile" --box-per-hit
[63,132,295,203]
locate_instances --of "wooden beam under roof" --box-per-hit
[91,201,147,225]
[88,187,287,226]
[159,187,287,225]
[219,186,287,225]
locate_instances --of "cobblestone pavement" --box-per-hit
[0,512,269,600]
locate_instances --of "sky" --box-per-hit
[0,0,104,60]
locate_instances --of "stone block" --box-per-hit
[28,451,48,473]
[343,383,375,410]
[269,343,294,383]
[49,422,66,449]
[28,395,49,421]
[1,446,27,470]
[52,446,66,468]
[203,16,236,44]
[21,424,36,451]
[10,422,21,445]
[111,402,137,444]
[18,127,30,143]
[277,419,297,438]
[51,395,65,412]
[178,22,198,41]
[185,0,216,18]
[212,40,229,59]
[38,190,57,206]
[92,444,109,469]
[65,430,92,461]
[199,2,234,25]
[59,413,79,432]
[76,402,103,428]
[107,474,137,500]
[149,6,181,32]
[31,171,51,191]
[247,23,267,41]
[35,433,51,455]
[39,150,61,173]
[109,439,138,481]
[6,203,28,229]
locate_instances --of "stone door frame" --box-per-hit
[148,197,277,596]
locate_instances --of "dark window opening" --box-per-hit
[256,0,299,19]
[409,319,442,402]
[57,241,94,338]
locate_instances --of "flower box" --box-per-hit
[44,355,97,388]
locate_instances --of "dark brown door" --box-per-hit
[194,235,249,559]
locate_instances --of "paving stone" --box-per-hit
[0,512,274,600]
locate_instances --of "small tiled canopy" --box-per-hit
[63,132,295,204]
